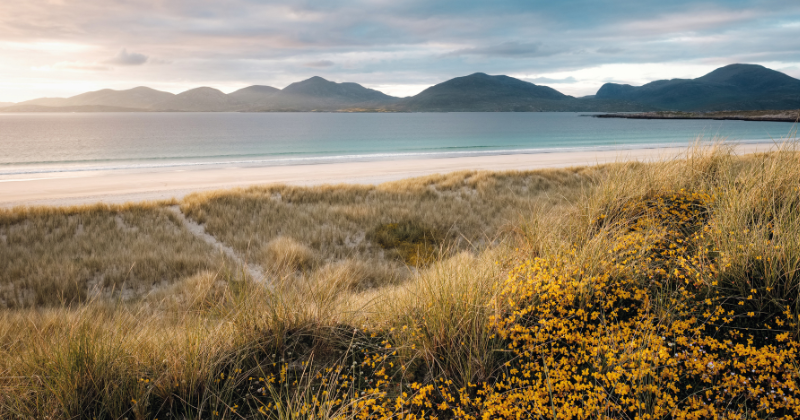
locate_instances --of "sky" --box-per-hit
[1,0,799,102]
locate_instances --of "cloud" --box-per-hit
[597,47,623,54]
[447,41,560,57]
[526,76,577,84]
[778,65,800,78]
[1,0,800,101]
[106,48,148,66]
[618,9,760,36]
[304,60,334,68]
[32,61,110,72]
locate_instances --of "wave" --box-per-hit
[0,138,785,177]
[0,144,514,168]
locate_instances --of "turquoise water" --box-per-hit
[0,112,795,176]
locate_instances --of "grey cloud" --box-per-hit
[447,41,560,57]
[107,49,148,66]
[526,76,578,84]
[304,60,335,68]
[597,47,623,54]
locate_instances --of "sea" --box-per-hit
[0,112,796,177]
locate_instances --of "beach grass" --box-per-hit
[0,202,228,308]
[2,144,800,418]
[178,168,596,277]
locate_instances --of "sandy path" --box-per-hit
[166,205,267,283]
[0,143,776,208]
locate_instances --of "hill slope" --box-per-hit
[596,64,800,111]
[394,73,569,111]
[251,76,401,111]
[393,73,651,112]
[19,87,174,110]
[227,85,280,107]
[151,87,244,111]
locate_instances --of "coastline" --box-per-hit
[595,110,800,123]
[0,143,777,208]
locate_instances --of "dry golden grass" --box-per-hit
[260,236,318,274]
[2,144,800,418]
[0,202,226,308]
[180,168,597,281]
[0,168,595,310]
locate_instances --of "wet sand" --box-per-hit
[0,143,774,208]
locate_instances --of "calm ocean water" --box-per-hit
[0,112,796,176]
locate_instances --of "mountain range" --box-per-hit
[596,64,800,111]
[2,64,798,113]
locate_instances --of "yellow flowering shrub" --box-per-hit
[482,191,800,419]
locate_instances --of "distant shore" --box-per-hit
[595,110,800,123]
[0,143,776,208]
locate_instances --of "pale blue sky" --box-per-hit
[1,0,798,101]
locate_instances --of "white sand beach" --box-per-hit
[0,143,775,208]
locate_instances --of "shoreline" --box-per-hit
[0,143,777,208]
[595,110,800,123]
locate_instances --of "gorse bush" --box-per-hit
[484,190,800,418]
[3,144,800,419]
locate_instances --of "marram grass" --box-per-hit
[2,144,800,419]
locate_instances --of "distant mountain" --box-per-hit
[252,76,401,111]
[392,73,649,112]
[596,64,800,111]
[227,85,280,106]
[394,73,565,111]
[5,64,799,113]
[150,87,244,111]
[19,87,174,110]
[1,78,400,112]
[17,97,70,107]
[0,102,14,108]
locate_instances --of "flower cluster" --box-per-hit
[480,191,800,419]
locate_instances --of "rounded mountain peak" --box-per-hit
[697,63,799,90]
[426,73,566,100]
[179,87,225,95]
